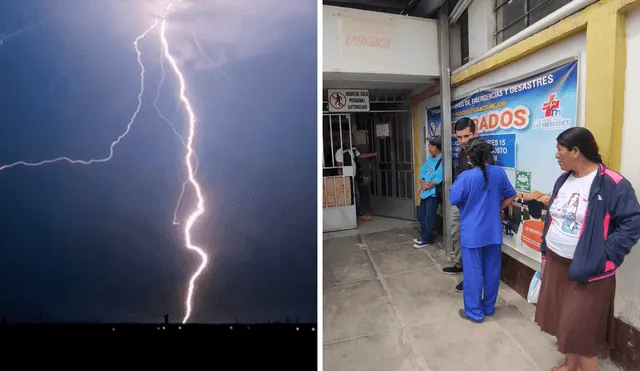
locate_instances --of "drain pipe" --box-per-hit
[438,1,454,255]
[452,0,598,75]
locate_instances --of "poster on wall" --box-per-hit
[427,59,579,263]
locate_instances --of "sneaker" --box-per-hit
[443,264,463,275]
[359,215,373,221]
[413,238,422,244]
[413,241,431,249]
[455,281,463,293]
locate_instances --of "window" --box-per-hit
[460,10,469,64]
[494,0,573,44]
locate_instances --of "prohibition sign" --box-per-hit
[329,91,347,110]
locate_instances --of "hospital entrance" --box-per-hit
[322,88,418,235]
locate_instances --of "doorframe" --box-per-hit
[321,89,418,224]
[322,113,358,232]
[366,109,416,221]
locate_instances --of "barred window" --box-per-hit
[494,0,573,44]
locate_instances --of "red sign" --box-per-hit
[521,219,544,252]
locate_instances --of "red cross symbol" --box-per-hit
[542,93,560,117]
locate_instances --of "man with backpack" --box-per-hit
[414,135,443,248]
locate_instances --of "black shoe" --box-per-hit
[458,309,483,323]
[455,281,463,293]
[443,264,463,275]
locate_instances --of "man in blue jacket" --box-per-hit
[414,136,443,248]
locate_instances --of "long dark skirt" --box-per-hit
[534,249,616,357]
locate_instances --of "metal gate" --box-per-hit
[367,110,416,221]
[322,113,357,232]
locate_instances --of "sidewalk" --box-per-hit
[323,225,622,371]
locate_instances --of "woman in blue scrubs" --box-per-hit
[449,138,516,323]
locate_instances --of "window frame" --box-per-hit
[494,0,569,44]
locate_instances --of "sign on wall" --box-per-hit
[426,59,578,195]
[339,17,396,60]
[327,89,370,112]
[515,170,532,193]
[483,133,517,169]
[427,59,579,264]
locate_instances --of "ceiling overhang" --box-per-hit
[322,0,448,18]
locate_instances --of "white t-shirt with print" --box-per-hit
[335,147,360,176]
[545,169,598,259]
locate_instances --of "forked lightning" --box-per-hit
[0,5,209,324]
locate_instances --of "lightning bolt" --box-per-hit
[2,4,210,325]
[0,27,33,47]
[153,40,200,226]
[159,17,208,324]
[0,21,157,171]
[192,34,258,109]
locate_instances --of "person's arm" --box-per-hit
[420,179,428,191]
[426,158,444,188]
[335,149,343,175]
[418,163,428,192]
[604,180,640,268]
[499,170,517,209]
[539,178,564,273]
[501,195,516,210]
[449,174,466,206]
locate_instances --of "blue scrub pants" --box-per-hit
[461,244,502,322]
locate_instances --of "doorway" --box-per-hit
[322,113,357,232]
[364,110,415,221]
[321,89,417,232]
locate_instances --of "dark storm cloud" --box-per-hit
[0,0,317,323]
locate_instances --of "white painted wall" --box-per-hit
[617,7,640,330]
[467,0,495,60]
[323,5,440,77]
[417,32,587,269]
[449,24,462,71]
[451,33,587,108]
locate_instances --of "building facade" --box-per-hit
[324,0,640,368]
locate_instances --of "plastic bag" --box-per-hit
[527,269,542,304]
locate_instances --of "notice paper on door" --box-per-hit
[376,122,390,138]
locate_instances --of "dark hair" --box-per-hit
[429,141,442,151]
[454,117,476,134]
[342,131,352,147]
[556,127,603,164]
[467,138,494,189]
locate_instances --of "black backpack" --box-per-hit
[434,157,443,202]
[343,148,363,182]
[342,148,353,167]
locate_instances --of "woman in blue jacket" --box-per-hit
[535,127,640,371]
[449,138,516,323]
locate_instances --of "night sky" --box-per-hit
[0,0,317,324]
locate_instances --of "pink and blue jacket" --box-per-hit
[540,163,640,283]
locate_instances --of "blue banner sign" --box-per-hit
[426,59,578,195]
[483,133,516,169]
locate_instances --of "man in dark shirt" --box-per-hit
[442,117,496,293]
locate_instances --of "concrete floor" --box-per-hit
[323,223,622,371]
[323,216,417,240]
